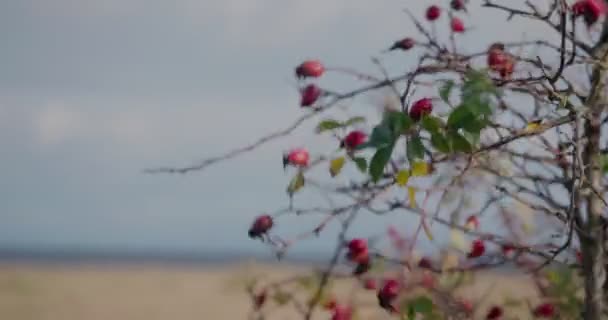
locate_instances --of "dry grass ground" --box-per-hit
[0,262,544,320]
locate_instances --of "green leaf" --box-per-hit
[329,156,346,177]
[462,131,481,146]
[449,132,473,153]
[503,297,523,307]
[344,116,366,126]
[296,276,315,290]
[316,119,342,133]
[396,170,410,187]
[601,155,608,173]
[402,296,434,315]
[286,171,305,196]
[353,157,368,173]
[461,117,486,134]
[364,124,394,149]
[368,256,386,273]
[439,80,455,103]
[407,136,425,161]
[462,69,497,98]
[411,296,434,313]
[421,115,443,134]
[447,105,475,130]
[465,97,493,116]
[369,144,395,182]
[407,306,416,320]
[272,291,291,306]
[430,132,451,153]
[384,111,413,136]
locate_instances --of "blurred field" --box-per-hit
[0,262,543,320]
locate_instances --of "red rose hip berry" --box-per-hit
[341,130,367,150]
[348,238,367,252]
[331,304,352,320]
[346,238,369,264]
[323,297,337,310]
[451,17,465,33]
[465,215,479,231]
[426,5,441,21]
[418,257,432,269]
[572,0,606,26]
[377,279,400,312]
[363,278,377,290]
[409,97,433,121]
[487,50,508,72]
[451,0,466,11]
[389,37,415,51]
[486,306,503,320]
[502,244,516,257]
[300,84,322,107]
[283,148,310,168]
[295,60,325,78]
[533,302,555,318]
[248,215,274,239]
[253,290,267,310]
[468,239,485,258]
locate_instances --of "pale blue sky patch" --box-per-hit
[0,0,557,259]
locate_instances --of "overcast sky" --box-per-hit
[0,0,560,258]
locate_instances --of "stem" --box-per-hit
[579,18,608,317]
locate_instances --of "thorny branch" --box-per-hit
[151,1,608,319]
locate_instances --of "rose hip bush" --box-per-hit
[149,1,608,319]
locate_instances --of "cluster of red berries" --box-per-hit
[250,4,566,317]
[487,43,515,80]
[484,302,555,319]
[426,4,467,33]
[296,60,325,107]
[572,0,606,26]
[389,3,467,52]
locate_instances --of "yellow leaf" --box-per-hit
[287,171,305,196]
[329,156,346,177]
[422,220,433,241]
[411,161,430,177]
[450,230,468,252]
[396,170,410,186]
[408,187,417,208]
[513,201,535,234]
[524,119,542,132]
[441,252,460,271]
